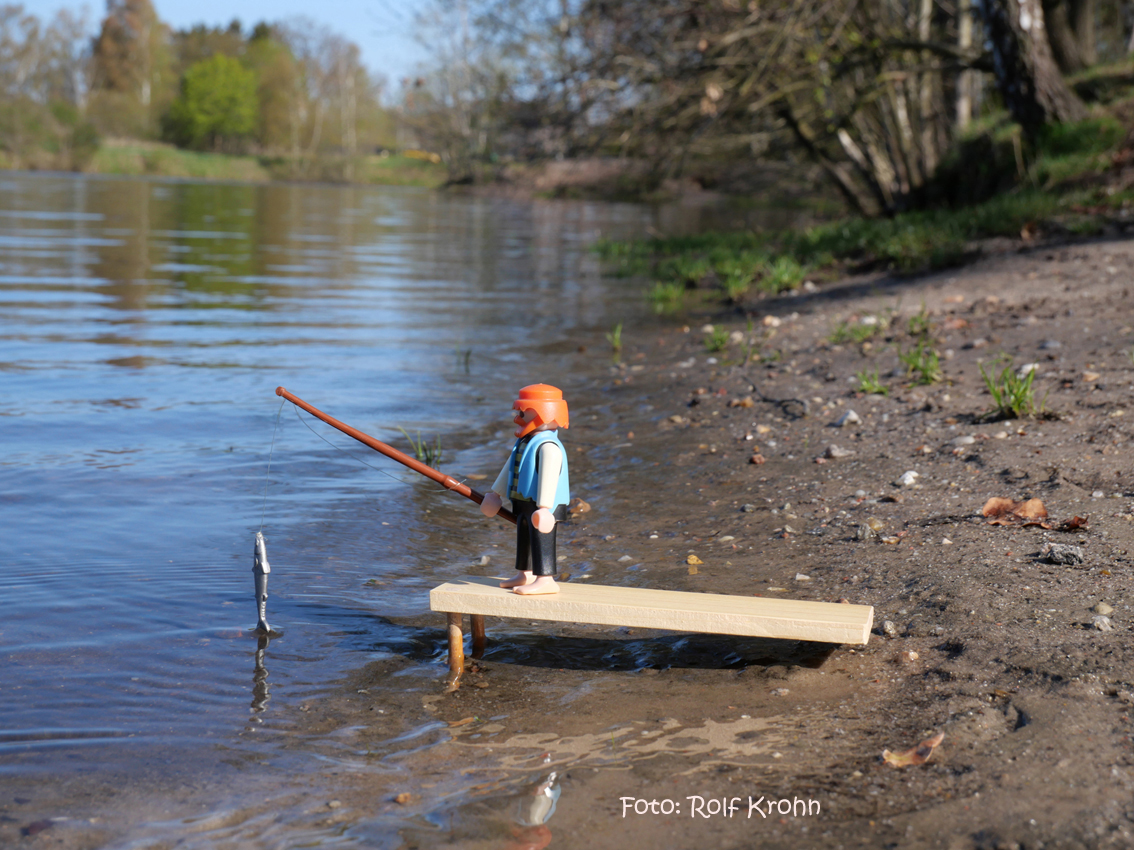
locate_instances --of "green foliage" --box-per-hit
[907,304,932,338]
[606,322,623,356]
[704,326,729,353]
[760,255,806,293]
[898,341,942,385]
[398,428,443,469]
[855,368,888,396]
[163,55,258,151]
[979,359,1044,419]
[647,281,685,314]
[829,315,887,345]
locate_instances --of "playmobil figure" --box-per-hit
[480,384,570,595]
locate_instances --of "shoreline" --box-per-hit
[345,233,1134,847]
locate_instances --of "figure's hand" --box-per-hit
[532,507,556,534]
[481,491,502,518]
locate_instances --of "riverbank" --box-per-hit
[385,235,1134,848]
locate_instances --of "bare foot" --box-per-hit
[500,571,534,589]
[513,576,559,595]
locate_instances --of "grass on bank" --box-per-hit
[597,94,1134,314]
[78,142,449,187]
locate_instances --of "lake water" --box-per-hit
[0,172,735,845]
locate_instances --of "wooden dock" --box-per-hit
[430,575,874,674]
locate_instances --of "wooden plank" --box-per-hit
[430,576,873,645]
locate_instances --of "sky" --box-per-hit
[20,0,433,85]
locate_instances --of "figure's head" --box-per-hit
[512,384,569,438]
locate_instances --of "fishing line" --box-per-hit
[259,397,285,533]
[290,403,458,491]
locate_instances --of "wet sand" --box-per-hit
[6,235,1134,848]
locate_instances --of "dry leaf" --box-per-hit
[982,497,1049,526]
[686,555,703,565]
[568,498,591,516]
[1056,515,1089,531]
[882,731,944,767]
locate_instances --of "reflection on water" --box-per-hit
[2,171,722,845]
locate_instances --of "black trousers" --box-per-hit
[512,500,567,577]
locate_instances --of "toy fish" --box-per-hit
[254,531,271,634]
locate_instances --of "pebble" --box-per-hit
[618,555,632,562]
[833,410,862,428]
[895,471,919,487]
[823,444,854,459]
[1017,363,1039,378]
[1039,339,1062,350]
[328,800,342,809]
[1041,541,1085,565]
[1092,615,1114,633]
[882,620,897,637]
[795,573,810,581]
[1093,602,1114,616]
[771,688,790,697]
[899,650,919,663]
[952,435,975,446]
[741,504,757,512]
[964,338,988,349]
[1092,490,1105,498]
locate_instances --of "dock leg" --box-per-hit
[471,614,486,659]
[447,612,465,676]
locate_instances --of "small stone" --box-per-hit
[854,489,867,499]
[1041,541,1084,565]
[833,410,862,428]
[1039,339,1062,350]
[795,573,810,581]
[478,555,490,566]
[964,338,988,349]
[749,453,766,465]
[328,800,342,809]
[473,681,490,689]
[618,555,632,562]
[1092,490,1105,499]
[899,650,919,663]
[1017,363,1039,378]
[952,435,975,446]
[783,525,798,535]
[882,620,897,637]
[393,793,415,805]
[741,504,757,512]
[824,444,855,459]
[941,537,953,545]
[895,471,919,487]
[1083,371,1101,382]
[771,688,790,696]
[1093,602,1114,616]
[856,523,878,541]
[1092,615,1114,633]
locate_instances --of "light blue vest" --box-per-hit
[507,431,570,510]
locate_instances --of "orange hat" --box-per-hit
[513,384,569,433]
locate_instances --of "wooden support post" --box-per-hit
[471,614,486,659]
[447,612,464,676]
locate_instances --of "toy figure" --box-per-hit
[480,384,570,595]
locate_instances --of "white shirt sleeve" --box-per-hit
[535,442,563,510]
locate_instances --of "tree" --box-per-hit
[983,0,1089,136]
[163,53,257,150]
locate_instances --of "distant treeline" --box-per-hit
[0,0,394,177]
[404,0,1134,212]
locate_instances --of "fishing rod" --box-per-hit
[274,386,517,525]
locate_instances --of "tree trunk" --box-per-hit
[1042,0,1095,72]
[984,0,1088,136]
